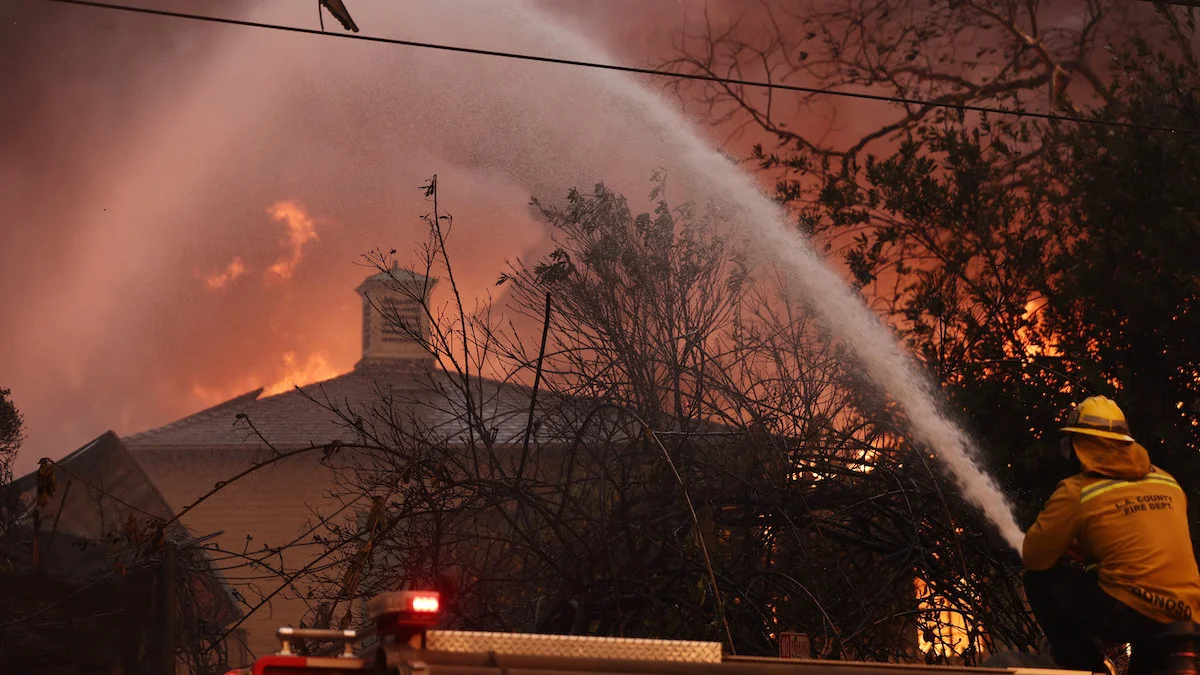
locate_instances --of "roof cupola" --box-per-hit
[354,263,437,371]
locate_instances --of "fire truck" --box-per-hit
[225,591,1200,675]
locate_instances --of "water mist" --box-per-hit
[291,0,1027,550]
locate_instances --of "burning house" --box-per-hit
[112,263,966,665]
[126,265,556,658]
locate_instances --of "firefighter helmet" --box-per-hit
[1060,395,1135,442]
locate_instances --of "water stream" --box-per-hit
[336,0,1028,550]
[62,0,1027,550]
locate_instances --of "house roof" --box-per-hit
[124,262,654,454]
[125,362,568,451]
[9,431,180,544]
[5,431,241,625]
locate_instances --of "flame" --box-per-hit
[200,256,246,290]
[1017,298,1060,358]
[266,200,318,279]
[189,352,342,407]
[191,375,261,408]
[263,351,340,396]
[914,577,973,656]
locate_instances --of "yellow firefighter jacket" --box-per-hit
[1022,434,1200,623]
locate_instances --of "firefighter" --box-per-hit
[1022,395,1200,674]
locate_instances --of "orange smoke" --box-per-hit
[191,376,262,408]
[266,200,318,279]
[201,256,246,290]
[263,351,340,396]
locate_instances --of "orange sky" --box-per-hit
[0,0,753,475]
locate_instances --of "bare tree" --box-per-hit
[663,0,1149,164]
[662,5,1199,667]
[289,176,1038,662]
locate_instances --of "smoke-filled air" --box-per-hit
[10,0,1200,671]
[300,0,1028,549]
[0,0,1023,547]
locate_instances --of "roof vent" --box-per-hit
[354,266,437,371]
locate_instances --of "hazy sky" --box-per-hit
[1,0,1153,477]
[2,0,771,475]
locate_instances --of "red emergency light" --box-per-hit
[410,593,439,613]
[367,590,442,646]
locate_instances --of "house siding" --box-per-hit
[132,445,348,660]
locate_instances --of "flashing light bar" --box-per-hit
[410,594,440,613]
[367,590,443,628]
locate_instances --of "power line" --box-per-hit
[42,0,1195,134]
[1133,0,1200,7]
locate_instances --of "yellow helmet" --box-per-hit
[1060,395,1135,442]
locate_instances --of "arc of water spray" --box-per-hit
[685,139,1028,554]
[46,0,1025,552]
[482,2,1028,553]
[699,155,1027,552]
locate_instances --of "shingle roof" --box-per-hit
[10,431,178,543]
[125,362,568,451]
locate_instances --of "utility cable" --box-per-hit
[41,0,1198,134]
[1133,0,1200,7]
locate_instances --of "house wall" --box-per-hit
[132,446,348,662]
